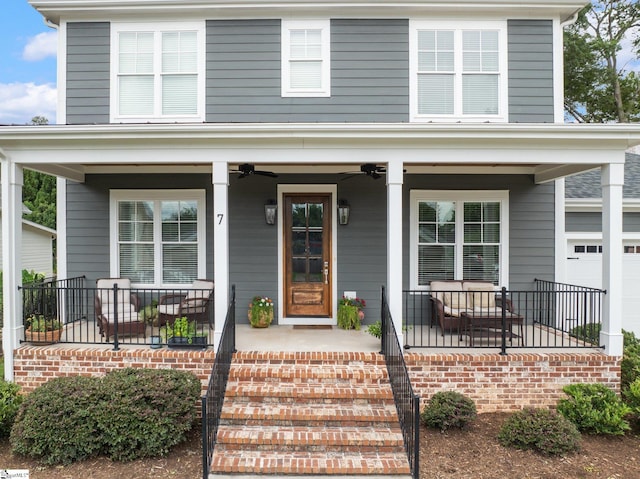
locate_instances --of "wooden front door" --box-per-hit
[284,194,332,317]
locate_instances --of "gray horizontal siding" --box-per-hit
[206,19,409,122]
[65,175,214,283]
[508,20,554,123]
[66,22,110,125]
[566,212,640,233]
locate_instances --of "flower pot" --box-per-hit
[167,336,207,349]
[249,309,273,328]
[25,327,62,344]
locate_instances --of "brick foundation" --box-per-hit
[13,346,216,395]
[13,347,620,414]
[405,352,621,413]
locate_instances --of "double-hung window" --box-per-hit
[111,22,205,122]
[410,21,507,122]
[410,191,509,288]
[281,20,331,97]
[110,190,206,286]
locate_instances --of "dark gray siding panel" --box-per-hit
[403,175,555,290]
[66,22,110,125]
[508,20,554,123]
[66,175,214,282]
[566,212,640,233]
[206,19,409,122]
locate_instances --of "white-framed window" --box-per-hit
[281,19,331,97]
[409,20,508,122]
[410,190,509,288]
[110,190,206,286]
[110,22,205,122]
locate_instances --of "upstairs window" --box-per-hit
[410,21,507,122]
[111,22,205,122]
[282,20,331,97]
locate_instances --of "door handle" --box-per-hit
[324,261,329,284]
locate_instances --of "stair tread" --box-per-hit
[221,402,399,422]
[216,424,405,446]
[229,364,389,381]
[226,382,393,399]
[209,450,412,475]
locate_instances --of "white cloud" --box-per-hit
[0,82,57,125]
[22,31,58,62]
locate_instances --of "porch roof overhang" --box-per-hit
[1,122,640,184]
[30,0,587,24]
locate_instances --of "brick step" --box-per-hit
[220,402,399,427]
[209,450,412,476]
[229,364,388,384]
[226,382,394,404]
[232,351,387,366]
[215,425,405,453]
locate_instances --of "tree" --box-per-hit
[22,117,56,230]
[564,0,640,123]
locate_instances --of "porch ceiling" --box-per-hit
[2,122,640,183]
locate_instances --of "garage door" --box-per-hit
[567,240,640,335]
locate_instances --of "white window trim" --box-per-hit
[409,190,510,289]
[109,189,206,287]
[281,19,331,98]
[110,21,205,123]
[409,20,508,123]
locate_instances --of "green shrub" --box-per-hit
[0,381,22,437]
[557,383,631,435]
[622,330,640,393]
[10,368,201,465]
[569,322,601,345]
[366,320,382,339]
[10,376,103,465]
[421,391,477,431]
[623,378,640,420]
[498,408,581,456]
[96,368,201,461]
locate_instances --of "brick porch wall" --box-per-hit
[13,348,620,414]
[406,352,621,413]
[13,346,216,395]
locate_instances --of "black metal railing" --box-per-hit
[403,279,605,351]
[20,277,215,350]
[381,286,420,479]
[202,285,236,479]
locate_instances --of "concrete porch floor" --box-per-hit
[235,324,381,352]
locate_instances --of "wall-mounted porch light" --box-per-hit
[338,199,350,225]
[264,200,277,225]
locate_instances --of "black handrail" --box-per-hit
[201,285,236,479]
[381,286,420,479]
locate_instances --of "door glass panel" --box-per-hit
[308,203,323,227]
[309,231,323,255]
[292,231,306,255]
[292,203,307,227]
[288,200,325,283]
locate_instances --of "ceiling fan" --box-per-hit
[340,163,387,180]
[232,163,278,179]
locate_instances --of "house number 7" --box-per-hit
[217,214,224,225]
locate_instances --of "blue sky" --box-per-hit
[1,0,58,125]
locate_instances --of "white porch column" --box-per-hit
[386,161,404,345]
[601,161,625,356]
[212,161,229,350]
[1,157,23,381]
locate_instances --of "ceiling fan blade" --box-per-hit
[254,170,279,178]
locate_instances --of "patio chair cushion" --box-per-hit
[183,279,214,309]
[463,282,496,310]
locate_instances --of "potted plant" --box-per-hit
[162,316,207,348]
[25,314,63,344]
[337,296,366,330]
[248,296,274,328]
